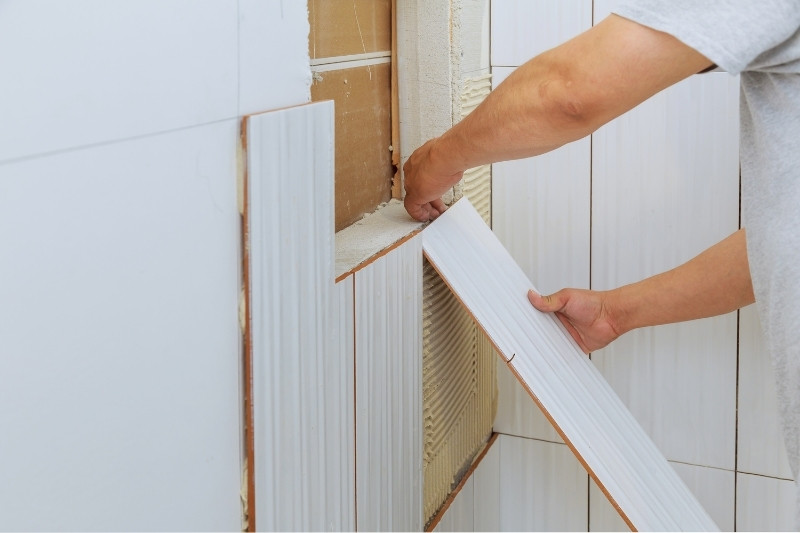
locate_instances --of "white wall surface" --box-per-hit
[0,1,310,529]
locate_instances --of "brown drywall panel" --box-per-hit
[312,63,393,231]
[309,0,392,59]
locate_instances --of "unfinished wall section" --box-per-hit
[398,0,496,524]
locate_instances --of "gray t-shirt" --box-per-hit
[614,0,800,523]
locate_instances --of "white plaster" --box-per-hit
[335,200,424,279]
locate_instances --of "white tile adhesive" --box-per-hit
[422,198,718,532]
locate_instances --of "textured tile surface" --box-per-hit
[496,436,588,531]
[0,121,242,530]
[736,473,796,531]
[355,235,423,531]
[0,0,238,163]
[591,73,740,470]
[738,305,793,479]
[491,0,592,66]
[423,199,717,531]
[248,102,355,530]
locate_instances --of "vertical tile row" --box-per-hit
[355,236,424,531]
[249,102,354,530]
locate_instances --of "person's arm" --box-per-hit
[403,13,713,221]
[528,229,755,354]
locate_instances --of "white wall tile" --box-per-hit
[491,0,592,67]
[591,73,740,470]
[239,0,311,115]
[738,305,793,479]
[589,479,630,532]
[593,0,624,22]
[248,102,354,531]
[670,463,734,531]
[737,473,796,531]
[0,1,239,163]
[496,436,588,531]
[433,477,475,532]
[332,276,357,530]
[424,200,716,531]
[473,436,502,531]
[0,120,242,530]
[492,67,591,443]
[355,236,423,531]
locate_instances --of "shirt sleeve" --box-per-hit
[612,0,800,74]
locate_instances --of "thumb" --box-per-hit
[527,289,568,313]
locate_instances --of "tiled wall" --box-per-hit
[0,1,308,529]
[433,0,794,530]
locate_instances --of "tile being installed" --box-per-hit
[248,102,354,531]
[0,1,238,163]
[492,66,590,444]
[422,199,718,531]
[355,235,423,531]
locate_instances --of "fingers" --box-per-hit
[527,289,567,313]
[404,197,447,222]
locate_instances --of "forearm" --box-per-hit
[425,14,712,178]
[609,229,755,335]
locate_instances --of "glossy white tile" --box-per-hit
[736,473,796,531]
[355,236,423,531]
[491,0,592,67]
[591,73,740,470]
[239,0,311,114]
[738,305,793,479]
[0,1,238,163]
[423,199,717,531]
[0,120,242,530]
[248,102,354,530]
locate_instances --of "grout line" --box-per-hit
[0,116,239,167]
[734,158,742,532]
[352,275,359,531]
